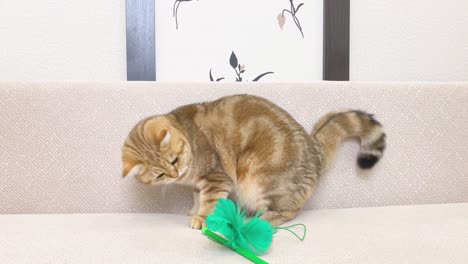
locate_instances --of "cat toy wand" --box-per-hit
[202,227,268,264]
[201,199,307,264]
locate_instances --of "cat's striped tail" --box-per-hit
[311,110,386,173]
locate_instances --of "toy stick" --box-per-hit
[202,227,269,264]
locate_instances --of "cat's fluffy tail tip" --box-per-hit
[357,154,380,169]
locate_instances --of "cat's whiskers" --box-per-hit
[160,184,168,199]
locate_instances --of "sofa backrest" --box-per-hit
[0,82,467,214]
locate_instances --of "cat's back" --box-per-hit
[204,94,297,123]
[199,94,308,146]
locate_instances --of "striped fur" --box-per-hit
[122,95,385,229]
[312,110,386,172]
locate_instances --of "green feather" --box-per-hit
[240,213,276,254]
[205,199,275,255]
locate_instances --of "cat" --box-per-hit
[122,94,386,229]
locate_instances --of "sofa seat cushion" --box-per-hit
[1,203,466,263]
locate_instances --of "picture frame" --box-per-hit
[125,0,349,81]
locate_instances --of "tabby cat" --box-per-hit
[122,95,385,229]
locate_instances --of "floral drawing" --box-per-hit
[173,0,194,30]
[210,51,274,82]
[278,0,304,38]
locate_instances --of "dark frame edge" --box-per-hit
[323,0,350,81]
[126,0,156,81]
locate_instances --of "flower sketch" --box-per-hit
[210,52,274,82]
[278,0,304,38]
[173,0,195,30]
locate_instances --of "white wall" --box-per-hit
[1,1,468,81]
[0,0,126,80]
[350,0,468,81]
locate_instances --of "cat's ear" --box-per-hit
[122,162,143,178]
[144,119,172,149]
[152,128,171,150]
[159,130,171,149]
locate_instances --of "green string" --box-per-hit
[274,223,307,241]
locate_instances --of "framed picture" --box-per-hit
[126,0,349,81]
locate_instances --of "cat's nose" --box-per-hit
[169,168,178,178]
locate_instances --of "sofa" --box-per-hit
[0,81,467,263]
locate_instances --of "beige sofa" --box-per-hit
[0,82,467,263]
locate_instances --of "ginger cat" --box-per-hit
[122,95,385,229]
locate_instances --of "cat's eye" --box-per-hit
[171,157,179,165]
[157,173,165,179]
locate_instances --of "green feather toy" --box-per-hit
[202,199,306,264]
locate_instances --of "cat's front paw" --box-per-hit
[190,215,206,229]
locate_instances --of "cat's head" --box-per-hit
[122,116,192,185]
